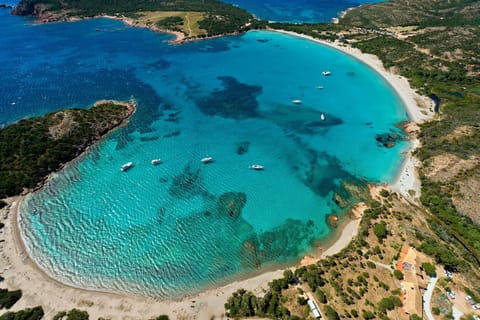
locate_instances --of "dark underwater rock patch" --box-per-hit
[236,141,250,155]
[195,76,262,119]
[217,192,247,219]
[375,131,404,148]
[169,164,204,199]
[264,105,342,135]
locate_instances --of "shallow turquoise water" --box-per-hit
[0,12,409,297]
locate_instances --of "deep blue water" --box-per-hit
[1,8,409,298]
[222,0,384,23]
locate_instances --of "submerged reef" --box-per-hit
[169,164,204,199]
[375,131,405,148]
[195,76,262,119]
[216,192,247,219]
[236,141,250,155]
[239,219,318,268]
[265,104,343,135]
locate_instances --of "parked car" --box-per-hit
[447,291,455,299]
[465,295,472,301]
[472,304,480,310]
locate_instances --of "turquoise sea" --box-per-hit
[1,7,408,298]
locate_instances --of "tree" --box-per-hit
[324,305,340,320]
[66,309,89,320]
[0,306,44,320]
[0,289,22,309]
[373,222,388,243]
[422,263,437,277]
[393,270,404,280]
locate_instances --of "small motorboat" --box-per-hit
[321,113,326,121]
[151,159,162,165]
[291,99,302,104]
[201,156,214,164]
[317,86,324,89]
[121,162,133,172]
[322,71,331,76]
[250,164,264,170]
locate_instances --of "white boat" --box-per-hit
[121,162,133,172]
[201,156,214,164]
[250,164,264,170]
[317,86,324,89]
[291,99,302,104]
[322,71,331,76]
[321,113,326,121]
[151,159,162,165]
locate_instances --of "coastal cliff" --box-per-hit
[0,100,135,199]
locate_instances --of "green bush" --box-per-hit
[0,289,22,309]
[393,270,404,280]
[324,305,340,320]
[373,222,388,243]
[0,306,44,320]
[362,310,375,319]
[422,263,437,277]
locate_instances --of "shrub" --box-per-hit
[324,305,340,320]
[373,222,388,243]
[422,263,437,277]
[362,310,375,319]
[66,309,89,320]
[0,289,22,309]
[393,270,404,280]
[0,306,44,320]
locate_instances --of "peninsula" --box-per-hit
[0,100,135,199]
[11,0,261,41]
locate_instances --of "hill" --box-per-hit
[0,100,135,199]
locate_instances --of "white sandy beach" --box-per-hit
[0,30,433,320]
[0,196,358,320]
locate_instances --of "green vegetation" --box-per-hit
[0,289,22,309]
[0,306,44,320]
[0,101,133,199]
[377,296,402,313]
[224,288,292,319]
[53,309,89,320]
[393,269,404,280]
[422,262,437,277]
[373,222,387,243]
[13,0,259,38]
[155,16,183,32]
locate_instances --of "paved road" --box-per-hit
[423,276,438,320]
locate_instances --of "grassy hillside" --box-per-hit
[12,0,259,37]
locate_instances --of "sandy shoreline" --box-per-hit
[0,29,433,319]
[271,30,434,202]
[1,196,360,319]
